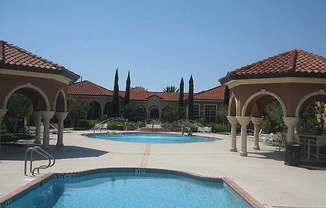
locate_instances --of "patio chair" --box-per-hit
[274,132,286,151]
[307,136,326,160]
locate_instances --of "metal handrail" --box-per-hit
[24,146,55,176]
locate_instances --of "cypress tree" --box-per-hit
[187,75,194,120]
[124,71,131,106]
[178,77,184,107]
[111,68,120,117]
[223,85,230,105]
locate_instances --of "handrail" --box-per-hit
[24,146,55,176]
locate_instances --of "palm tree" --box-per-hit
[163,86,179,93]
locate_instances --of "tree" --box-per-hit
[178,77,185,120]
[111,68,120,117]
[133,86,148,91]
[124,71,131,106]
[6,93,33,132]
[163,86,179,93]
[187,75,194,120]
[161,105,176,122]
[178,78,184,107]
[223,86,230,105]
[67,95,87,127]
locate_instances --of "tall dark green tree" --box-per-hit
[178,77,185,120]
[187,75,194,120]
[178,77,184,107]
[111,68,120,117]
[124,71,131,106]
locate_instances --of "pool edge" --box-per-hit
[0,168,264,208]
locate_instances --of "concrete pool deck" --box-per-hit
[0,131,325,207]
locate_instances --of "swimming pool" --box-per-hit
[86,133,217,143]
[1,168,259,208]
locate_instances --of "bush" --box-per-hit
[78,119,100,130]
[107,121,125,130]
[208,123,230,133]
[1,133,34,143]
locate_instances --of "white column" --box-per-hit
[227,116,238,152]
[0,109,8,150]
[33,111,42,144]
[282,117,301,143]
[251,117,263,150]
[55,112,68,147]
[237,116,251,156]
[40,111,55,148]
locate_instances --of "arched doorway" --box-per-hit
[149,106,160,120]
[87,101,102,120]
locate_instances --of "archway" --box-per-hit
[149,106,160,119]
[87,101,102,120]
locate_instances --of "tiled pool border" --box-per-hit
[0,167,264,208]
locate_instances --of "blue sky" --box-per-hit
[1,0,325,92]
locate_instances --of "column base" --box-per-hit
[239,151,247,157]
[42,144,50,149]
[56,143,64,147]
[253,146,260,150]
[230,147,237,152]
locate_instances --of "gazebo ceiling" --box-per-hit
[219,49,326,85]
[0,40,79,82]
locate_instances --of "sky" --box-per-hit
[1,0,325,92]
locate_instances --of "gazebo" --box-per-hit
[0,40,79,148]
[219,49,326,156]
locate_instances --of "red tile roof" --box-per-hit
[68,82,223,102]
[194,85,225,100]
[120,88,186,101]
[0,40,79,81]
[220,49,326,84]
[67,80,113,96]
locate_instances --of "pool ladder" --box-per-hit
[24,146,55,176]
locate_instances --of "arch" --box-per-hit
[228,93,238,116]
[296,89,326,117]
[242,89,287,117]
[54,88,67,112]
[87,101,102,120]
[3,83,50,111]
[149,105,160,119]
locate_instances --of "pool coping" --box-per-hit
[0,167,264,208]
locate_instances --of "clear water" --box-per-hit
[7,172,251,208]
[87,133,217,143]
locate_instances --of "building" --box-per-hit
[67,80,225,122]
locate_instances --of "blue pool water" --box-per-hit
[87,133,217,143]
[7,170,251,208]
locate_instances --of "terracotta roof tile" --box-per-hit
[0,40,79,81]
[223,49,326,81]
[67,80,113,96]
[194,85,225,100]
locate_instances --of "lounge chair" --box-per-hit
[307,136,326,160]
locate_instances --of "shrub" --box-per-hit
[107,121,125,130]
[209,123,230,133]
[78,119,100,130]
[1,133,34,143]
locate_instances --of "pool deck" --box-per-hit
[1,131,326,208]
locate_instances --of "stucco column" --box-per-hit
[227,116,238,152]
[40,111,55,148]
[282,117,301,143]
[294,119,303,134]
[55,112,68,147]
[33,111,42,144]
[237,116,251,156]
[251,117,263,150]
[0,109,8,150]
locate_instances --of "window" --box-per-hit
[205,105,216,122]
[194,104,200,119]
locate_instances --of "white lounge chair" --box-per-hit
[307,136,326,160]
